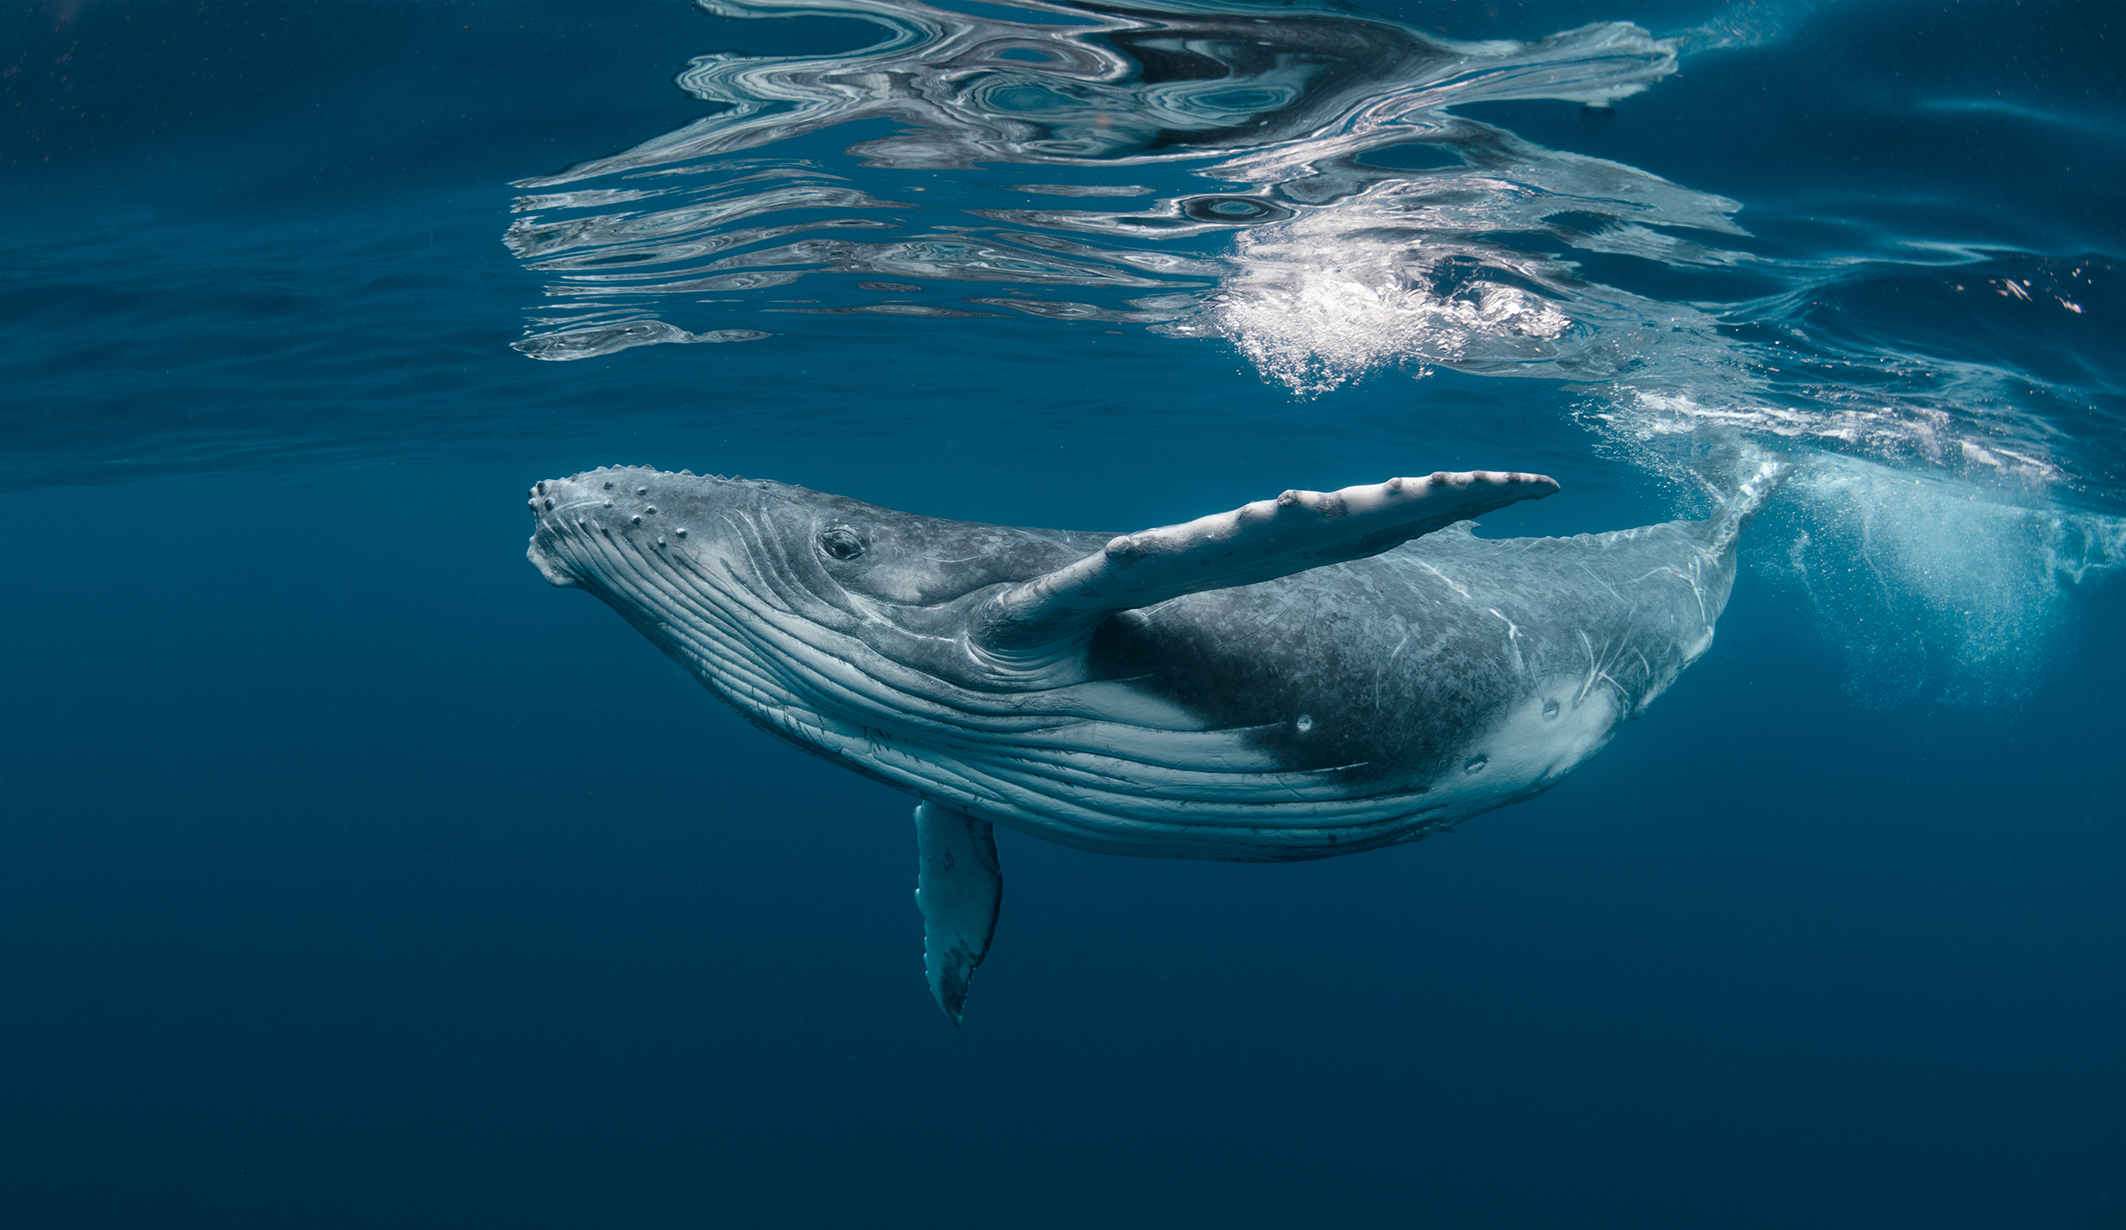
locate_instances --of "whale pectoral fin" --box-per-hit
[972,469,1559,662]
[913,802,1001,1024]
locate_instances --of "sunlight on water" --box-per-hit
[496,0,2124,707]
[1185,161,1733,395]
[504,0,1682,363]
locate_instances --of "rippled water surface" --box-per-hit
[4,3,2123,1226]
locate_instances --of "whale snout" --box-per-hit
[525,466,731,591]
[526,475,601,588]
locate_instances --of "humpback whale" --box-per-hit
[527,459,1784,1020]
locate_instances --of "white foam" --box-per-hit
[1210,212,1574,397]
[1765,456,2125,708]
[1590,387,2068,490]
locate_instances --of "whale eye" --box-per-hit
[818,527,866,561]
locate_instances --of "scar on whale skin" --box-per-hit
[528,455,1787,1020]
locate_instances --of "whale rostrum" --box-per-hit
[527,460,1784,1020]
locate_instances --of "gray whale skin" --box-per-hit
[527,459,1783,1020]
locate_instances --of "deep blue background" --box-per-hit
[3,3,2121,1226]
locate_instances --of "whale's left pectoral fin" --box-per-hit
[913,802,1001,1024]
[972,469,1559,664]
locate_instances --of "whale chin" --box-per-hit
[527,539,580,589]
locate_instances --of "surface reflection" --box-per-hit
[505,0,2115,516]
[506,0,1693,374]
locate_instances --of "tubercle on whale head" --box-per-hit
[525,476,582,588]
[525,465,755,592]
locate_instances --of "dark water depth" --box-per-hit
[3,3,2122,1227]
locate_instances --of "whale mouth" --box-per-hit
[526,475,604,588]
[524,466,822,711]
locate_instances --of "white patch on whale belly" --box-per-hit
[1422,681,1623,811]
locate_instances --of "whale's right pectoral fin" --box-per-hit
[914,802,1001,1024]
[971,469,1559,666]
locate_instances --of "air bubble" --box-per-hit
[1294,714,1314,734]
[1463,755,1488,774]
[1180,195,1292,223]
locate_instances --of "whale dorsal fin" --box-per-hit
[971,470,1558,666]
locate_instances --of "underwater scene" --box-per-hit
[4,1,2122,1225]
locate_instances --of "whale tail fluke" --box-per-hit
[1699,443,1792,561]
[1668,428,1791,559]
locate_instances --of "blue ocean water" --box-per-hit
[3,1,2122,1225]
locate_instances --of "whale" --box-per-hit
[526,457,1784,1020]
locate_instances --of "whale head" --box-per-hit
[525,466,1101,717]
